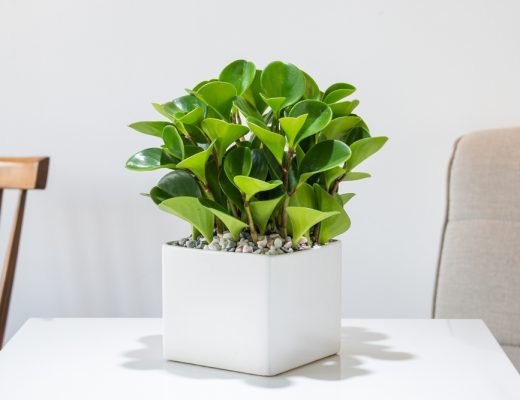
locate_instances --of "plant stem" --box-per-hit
[244,200,258,242]
[280,195,290,238]
[280,149,295,239]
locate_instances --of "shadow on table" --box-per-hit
[121,326,414,388]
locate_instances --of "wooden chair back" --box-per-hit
[0,157,49,349]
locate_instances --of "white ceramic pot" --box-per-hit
[162,240,341,376]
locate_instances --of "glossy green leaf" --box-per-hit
[219,59,256,95]
[250,195,285,234]
[345,125,371,146]
[159,197,214,243]
[176,142,215,184]
[289,183,316,208]
[260,61,305,110]
[218,169,244,211]
[286,207,339,245]
[242,69,267,114]
[234,97,263,120]
[162,95,206,124]
[196,81,237,119]
[344,172,371,181]
[288,100,332,145]
[321,116,361,140]
[233,176,282,201]
[323,83,356,104]
[302,71,320,100]
[150,170,202,204]
[224,146,252,183]
[330,100,359,118]
[201,118,249,161]
[347,137,388,170]
[338,193,355,205]
[298,140,352,185]
[323,166,345,190]
[314,185,351,244]
[162,125,184,159]
[260,95,286,115]
[199,198,247,240]
[129,121,171,138]
[248,122,285,165]
[250,149,268,180]
[126,148,175,171]
[279,114,308,149]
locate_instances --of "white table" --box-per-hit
[0,319,518,399]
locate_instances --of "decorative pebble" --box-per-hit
[273,238,283,249]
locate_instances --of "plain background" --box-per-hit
[1,0,519,341]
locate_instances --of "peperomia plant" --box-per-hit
[126,60,387,248]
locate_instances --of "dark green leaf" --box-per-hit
[298,140,352,185]
[260,61,305,110]
[288,100,333,145]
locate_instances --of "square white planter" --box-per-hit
[162,240,341,376]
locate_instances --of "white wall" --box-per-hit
[1,0,519,340]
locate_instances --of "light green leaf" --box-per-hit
[243,69,268,113]
[279,114,308,149]
[321,116,361,140]
[330,100,359,118]
[289,183,316,209]
[233,176,282,201]
[234,97,263,120]
[248,121,286,165]
[288,100,333,145]
[199,198,247,240]
[176,142,215,184]
[347,136,388,170]
[129,121,171,138]
[260,94,286,115]
[286,207,339,245]
[162,95,206,124]
[323,83,356,104]
[224,146,252,183]
[159,197,214,243]
[201,118,249,161]
[196,81,237,119]
[219,59,256,95]
[338,193,355,205]
[162,125,184,159]
[313,185,351,244]
[260,61,305,110]
[344,172,371,181]
[323,166,345,191]
[302,71,320,100]
[150,170,202,204]
[298,140,352,185]
[250,195,285,234]
[126,148,175,171]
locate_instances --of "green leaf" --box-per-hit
[219,59,256,95]
[260,61,305,110]
[159,197,214,243]
[260,95,286,115]
[234,96,263,120]
[242,69,268,114]
[250,149,268,180]
[338,193,355,205]
[201,118,249,161]
[279,114,308,149]
[129,121,171,138]
[323,166,345,190]
[344,172,371,181]
[195,81,237,119]
[323,83,356,104]
[176,142,215,184]
[219,169,244,211]
[162,125,184,159]
[248,122,285,165]
[126,148,175,171]
[321,116,361,140]
[288,100,333,145]
[199,198,247,240]
[302,71,320,100]
[150,170,202,204]
[289,183,316,208]
[233,176,282,201]
[162,95,206,124]
[345,125,371,146]
[298,140,352,185]
[314,185,351,244]
[250,195,285,234]
[286,207,339,245]
[330,100,360,118]
[224,146,252,183]
[347,136,388,170]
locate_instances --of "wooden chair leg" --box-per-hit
[0,190,27,349]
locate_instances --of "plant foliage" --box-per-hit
[127,60,387,246]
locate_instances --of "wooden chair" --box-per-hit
[0,157,49,349]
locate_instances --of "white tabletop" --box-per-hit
[0,318,518,399]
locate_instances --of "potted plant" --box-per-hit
[126,60,387,376]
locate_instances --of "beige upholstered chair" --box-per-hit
[433,128,520,371]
